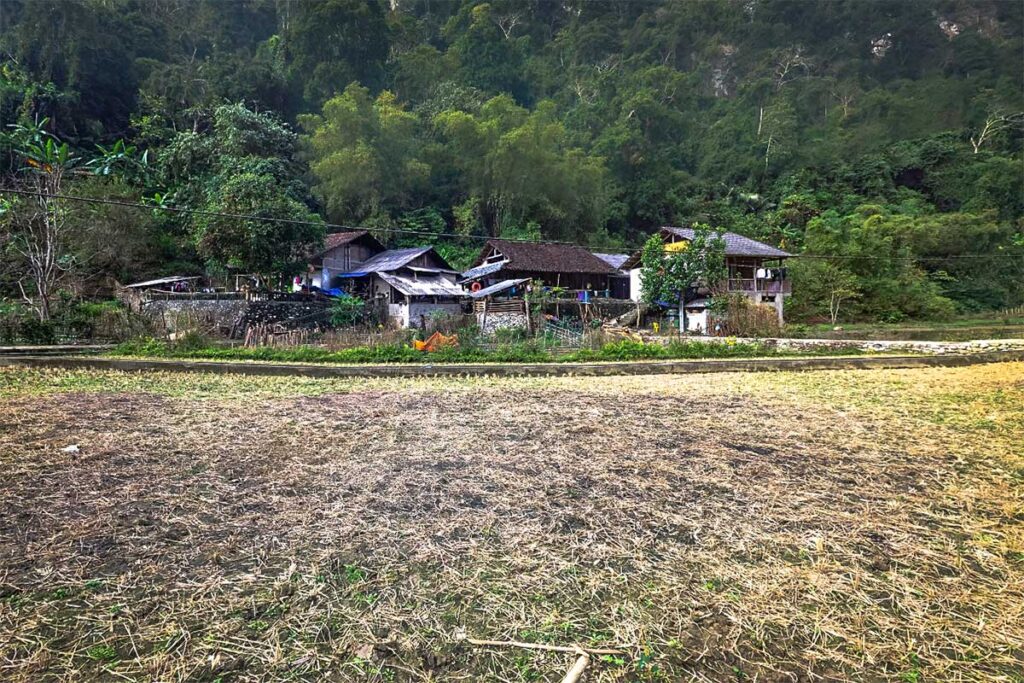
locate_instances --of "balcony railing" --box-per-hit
[726,278,791,294]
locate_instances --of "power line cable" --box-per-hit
[2,187,1021,262]
[0,187,573,244]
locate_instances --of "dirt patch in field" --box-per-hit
[0,365,1022,681]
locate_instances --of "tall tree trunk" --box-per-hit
[678,292,686,334]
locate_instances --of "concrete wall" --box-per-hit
[408,302,463,329]
[388,303,407,328]
[388,302,464,329]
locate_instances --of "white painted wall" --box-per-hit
[408,302,462,328]
[387,301,463,328]
[685,308,708,334]
[388,303,409,327]
[629,268,644,302]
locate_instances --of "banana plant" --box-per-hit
[88,139,151,183]
[5,118,79,176]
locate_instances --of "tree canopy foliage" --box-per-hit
[1,0,1022,320]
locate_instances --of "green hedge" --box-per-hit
[114,337,866,364]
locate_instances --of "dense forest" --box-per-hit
[1,0,1022,324]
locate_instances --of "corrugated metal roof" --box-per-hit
[592,252,629,271]
[461,260,509,281]
[408,266,459,274]
[469,278,530,299]
[343,246,433,275]
[377,272,466,297]
[125,275,200,288]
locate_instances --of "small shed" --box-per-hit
[469,278,531,334]
[124,275,201,291]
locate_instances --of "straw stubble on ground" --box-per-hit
[0,363,1021,682]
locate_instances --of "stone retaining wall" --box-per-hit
[478,311,530,334]
[143,299,249,335]
[727,336,1024,355]
[144,299,332,337]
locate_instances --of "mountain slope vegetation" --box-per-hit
[1,0,1022,320]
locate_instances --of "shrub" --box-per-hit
[0,304,56,344]
[492,326,529,344]
[114,336,861,364]
[174,330,210,352]
[712,294,782,338]
[330,295,366,327]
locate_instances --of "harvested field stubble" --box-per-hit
[0,364,1022,682]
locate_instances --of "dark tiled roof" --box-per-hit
[310,230,385,265]
[474,240,618,275]
[621,227,791,269]
[663,227,791,257]
[324,230,371,251]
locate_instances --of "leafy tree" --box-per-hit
[159,104,323,280]
[283,0,389,107]
[790,260,862,324]
[640,224,726,332]
[444,2,530,103]
[300,85,430,226]
[800,206,957,321]
[0,119,80,320]
[434,96,610,239]
[0,0,140,140]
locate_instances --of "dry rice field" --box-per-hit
[0,363,1022,682]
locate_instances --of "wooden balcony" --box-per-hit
[726,278,791,294]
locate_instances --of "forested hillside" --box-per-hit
[1,0,1022,322]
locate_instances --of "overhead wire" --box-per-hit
[1,187,1021,262]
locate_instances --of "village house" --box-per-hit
[298,231,465,329]
[461,239,623,298]
[296,230,385,292]
[620,227,792,332]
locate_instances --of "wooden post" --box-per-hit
[561,649,590,683]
